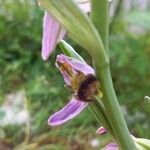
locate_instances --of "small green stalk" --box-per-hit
[88,98,115,138]
[96,64,136,150]
[91,0,137,149]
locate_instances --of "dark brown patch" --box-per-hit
[77,74,98,102]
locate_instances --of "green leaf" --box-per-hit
[0,110,6,119]
[135,138,150,150]
[58,40,85,62]
[133,143,147,150]
[38,0,108,67]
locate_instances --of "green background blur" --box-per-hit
[0,0,150,149]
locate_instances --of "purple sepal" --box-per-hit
[56,54,94,86]
[41,12,66,60]
[104,143,118,150]
[48,97,88,126]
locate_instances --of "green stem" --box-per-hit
[91,0,109,56]
[91,0,137,149]
[89,98,115,137]
[96,64,136,150]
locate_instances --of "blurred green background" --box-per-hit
[0,0,150,149]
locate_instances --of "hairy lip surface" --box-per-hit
[77,74,97,102]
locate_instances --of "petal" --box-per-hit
[48,97,88,126]
[104,143,118,150]
[77,0,112,13]
[56,54,95,86]
[68,58,95,75]
[78,0,90,13]
[56,54,95,75]
[96,126,107,135]
[58,26,66,41]
[56,66,71,85]
[41,12,66,60]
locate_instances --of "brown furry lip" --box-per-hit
[77,74,98,102]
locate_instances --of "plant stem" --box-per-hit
[91,0,109,56]
[91,0,137,149]
[88,98,115,137]
[96,64,137,150]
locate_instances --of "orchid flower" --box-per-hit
[41,12,66,60]
[96,126,107,135]
[103,143,118,150]
[95,127,118,150]
[48,54,99,126]
[96,127,118,150]
[41,0,90,60]
[41,0,113,60]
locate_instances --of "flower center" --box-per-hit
[57,62,86,90]
[77,74,99,102]
[70,73,85,90]
[57,62,99,100]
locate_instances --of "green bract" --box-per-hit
[58,40,85,62]
[38,0,109,67]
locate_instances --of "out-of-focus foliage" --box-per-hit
[0,1,97,149]
[0,0,150,149]
[109,0,150,139]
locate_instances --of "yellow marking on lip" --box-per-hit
[57,62,87,92]
[70,73,85,91]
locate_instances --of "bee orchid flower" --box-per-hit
[41,0,90,60]
[41,0,113,60]
[48,54,99,126]
[103,143,118,150]
[96,126,107,135]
